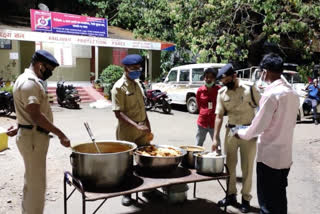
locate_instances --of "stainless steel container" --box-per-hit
[162,184,189,203]
[180,146,205,168]
[134,145,186,172]
[70,140,137,189]
[194,152,226,174]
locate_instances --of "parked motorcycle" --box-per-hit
[56,81,81,109]
[301,99,320,122]
[0,90,15,115]
[144,89,172,114]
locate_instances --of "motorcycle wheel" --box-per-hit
[145,98,153,111]
[162,100,171,114]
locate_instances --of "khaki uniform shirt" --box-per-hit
[111,75,146,122]
[13,69,53,125]
[215,80,261,125]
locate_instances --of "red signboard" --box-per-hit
[30,9,108,38]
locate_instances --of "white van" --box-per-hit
[151,63,226,113]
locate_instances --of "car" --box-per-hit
[151,63,226,114]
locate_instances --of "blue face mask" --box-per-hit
[128,71,141,80]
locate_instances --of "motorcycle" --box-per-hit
[56,81,81,109]
[144,89,172,114]
[0,90,15,116]
[301,98,320,122]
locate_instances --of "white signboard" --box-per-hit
[0,29,162,50]
[10,52,19,60]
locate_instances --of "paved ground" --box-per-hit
[0,103,319,214]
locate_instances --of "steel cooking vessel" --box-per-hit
[134,145,187,172]
[194,152,226,174]
[70,140,137,189]
[180,146,205,168]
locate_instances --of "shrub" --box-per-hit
[0,85,13,94]
[99,65,124,99]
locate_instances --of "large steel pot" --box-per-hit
[180,146,205,168]
[70,140,137,190]
[134,145,186,172]
[194,152,226,174]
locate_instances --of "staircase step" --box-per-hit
[47,86,106,104]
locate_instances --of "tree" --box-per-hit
[83,0,320,78]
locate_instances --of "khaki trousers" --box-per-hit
[16,128,49,214]
[116,121,150,147]
[224,128,256,201]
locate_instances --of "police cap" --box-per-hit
[121,54,143,66]
[217,63,234,79]
[32,50,59,67]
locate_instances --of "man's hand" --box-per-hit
[137,124,150,133]
[212,138,221,151]
[6,126,18,137]
[58,134,70,147]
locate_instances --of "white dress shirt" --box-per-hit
[237,79,300,169]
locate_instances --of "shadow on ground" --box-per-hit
[127,195,261,214]
[130,198,231,214]
[171,104,189,113]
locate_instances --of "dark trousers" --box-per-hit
[256,162,290,214]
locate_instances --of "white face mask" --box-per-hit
[258,70,271,87]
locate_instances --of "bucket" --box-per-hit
[0,127,8,152]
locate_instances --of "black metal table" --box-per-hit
[64,165,230,214]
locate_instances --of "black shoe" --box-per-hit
[315,120,319,125]
[240,198,250,213]
[121,194,133,206]
[217,194,237,207]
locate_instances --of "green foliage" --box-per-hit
[0,85,13,94]
[83,0,320,78]
[99,65,124,98]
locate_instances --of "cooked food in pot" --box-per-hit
[196,151,219,157]
[73,142,132,154]
[136,145,182,157]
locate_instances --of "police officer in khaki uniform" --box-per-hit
[7,50,70,214]
[212,64,260,213]
[111,54,151,206]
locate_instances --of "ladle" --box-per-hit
[84,122,101,153]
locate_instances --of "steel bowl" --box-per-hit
[180,146,205,168]
[194,152,226,174]
[134,145,187,172]
[70,140,137,190]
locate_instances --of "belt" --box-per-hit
[18,124,50,135]
[134,120,146,125]
[226,123,251,128]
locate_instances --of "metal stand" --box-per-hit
[193,164,230,212]
[64,172,108,214]
[64,166,230,214]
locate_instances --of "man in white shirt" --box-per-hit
[235,53,300,214]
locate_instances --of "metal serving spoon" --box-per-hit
[84,122,101,153]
